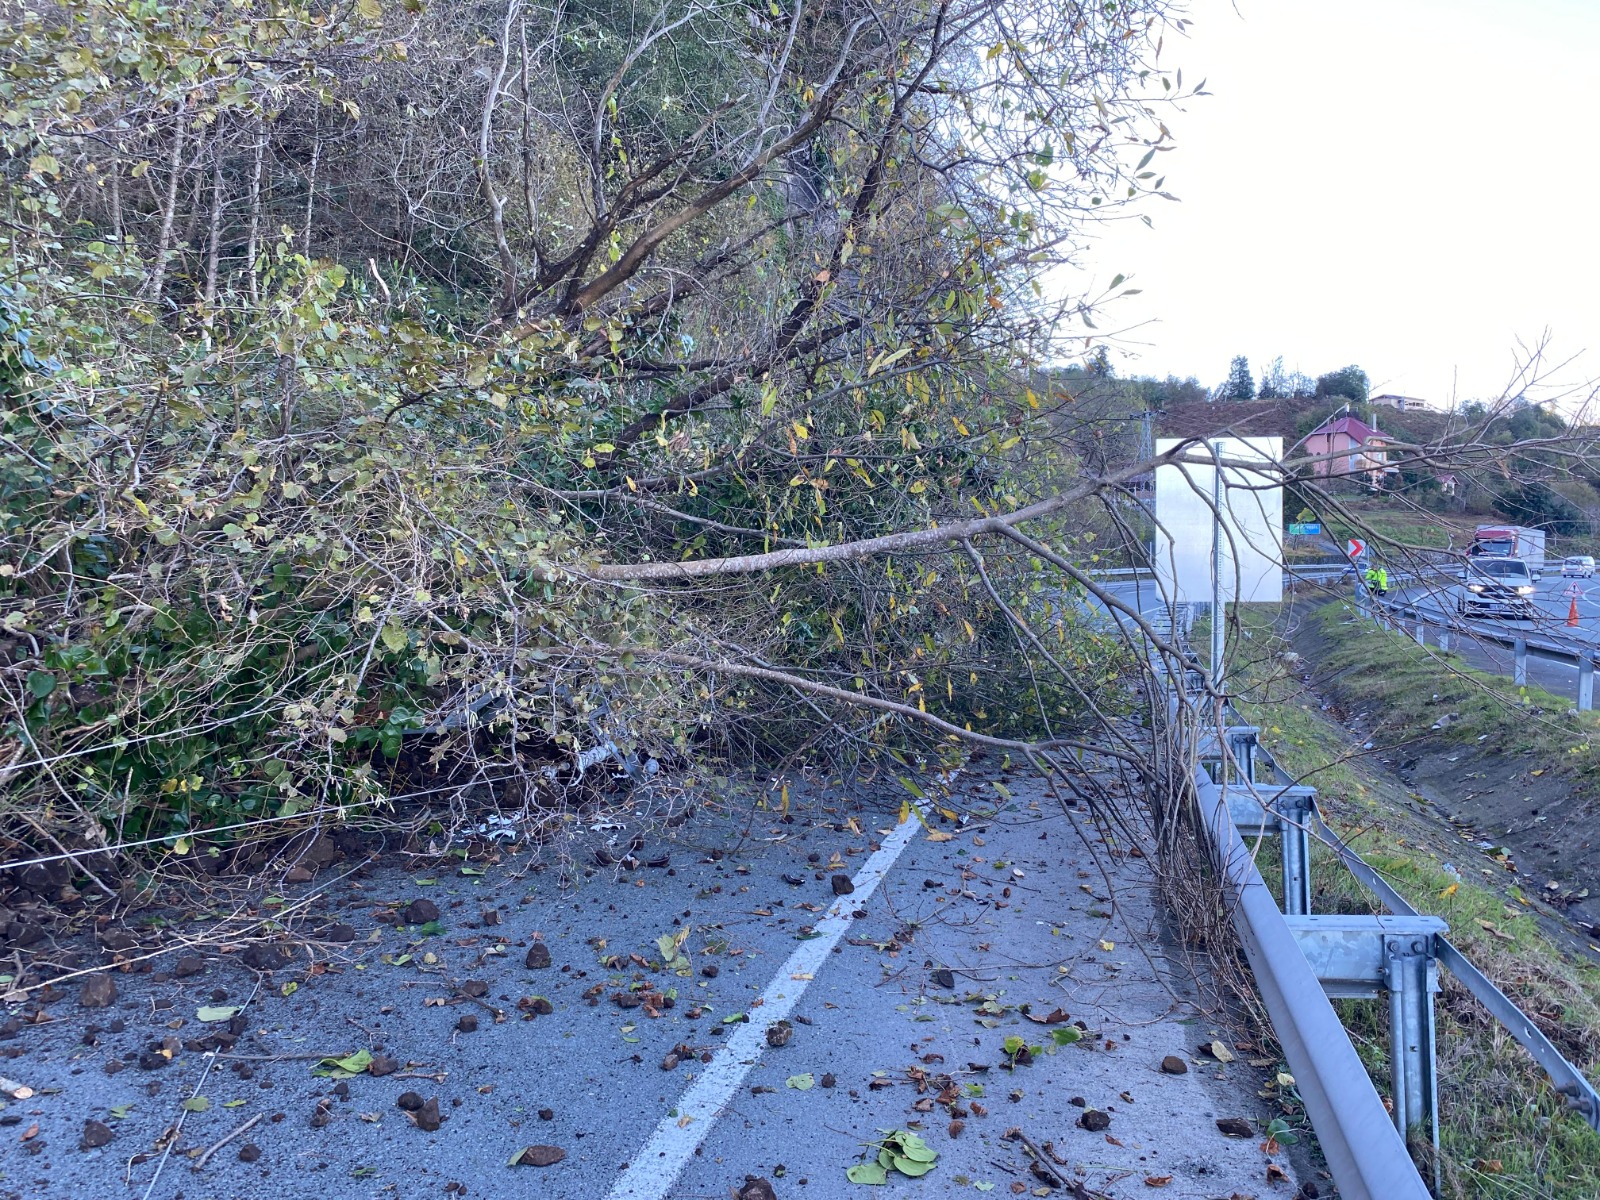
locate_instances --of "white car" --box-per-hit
[1458,557,1537,619]
[1561,555,1596,578]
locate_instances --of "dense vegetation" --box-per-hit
[0,0,1192,847]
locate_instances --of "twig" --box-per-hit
[452,988,505,1020]
[214,1051,339,1062]
[138,979,261,1200]
[191,1113,262,1170]
[1001,1127,1072,1190]
[391,1070,447,1082]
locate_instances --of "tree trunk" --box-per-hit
[246,126,265,305]
[142,109,188,302]
[202,131,225,310]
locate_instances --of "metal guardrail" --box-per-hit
[1375,592,1600,709]
[1305,807,1600,1127]
[1153,606,1600,1197]
[1092,561,1352,580]
[1195,768,1432,1199]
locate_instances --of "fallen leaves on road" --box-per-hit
[846,1128,938,1184]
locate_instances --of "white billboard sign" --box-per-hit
[1152,437,1283,606]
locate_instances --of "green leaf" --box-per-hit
[845,1162,888,1185]
[892,1155,935,1177]
[109,1104,133,1119]
[355,0,382,17]
[25,671,56,699]
[1051,1027,1082,1046]
[380,623,409,653]
[312,1049,373,1078]
[416,920,445,936]
[786,1073,814,1090]
[223,1099,247,1108]
[891,1132,937,1162]
[181,1096,210,1113]
[196,1005,240,1023]
[897,776,926,800]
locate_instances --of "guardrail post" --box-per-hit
[1582,659,1596,712]
[1276,789,1315,916]
[1386,931,1442,1176]
[1437,628,1450,652]
[1228,727,1257,785]
[1412,620,1425,646]
[1514,638,1528,686]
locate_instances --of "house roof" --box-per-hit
[1308,414,1384,443]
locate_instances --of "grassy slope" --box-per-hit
[1321,500,1482,554]
[1228,601,1600,1199]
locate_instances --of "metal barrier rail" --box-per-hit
[1374,593,1600,709]
[1193,764,1432,1199]
[1155,605,1600,1196]
[1091,562,1352,580]
[1298,800,1600,1127]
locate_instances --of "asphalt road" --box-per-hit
[0,769,1302,1200]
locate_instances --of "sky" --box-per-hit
[1078,0,1600,412]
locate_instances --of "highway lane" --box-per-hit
[1397,570,1600,646]
[1091,568,1600,707]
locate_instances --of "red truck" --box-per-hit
[1469,525,1546,578]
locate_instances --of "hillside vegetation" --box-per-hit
[0,0,1190,855]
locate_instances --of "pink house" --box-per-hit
[1299,411,1397,488]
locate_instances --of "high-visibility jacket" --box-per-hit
[1377,567,1389,589]
[1364,568,1380,587]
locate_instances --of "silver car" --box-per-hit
[1458,557,1536,619]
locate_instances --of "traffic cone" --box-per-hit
[1569,595,1581,627]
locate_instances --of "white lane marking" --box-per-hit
[605,807,926,1200]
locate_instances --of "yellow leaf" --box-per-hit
[926,831,955,842]
[1099,939,1115,952]
[356,0,381,17]
[1438,882,1459,899]
[898,798,911,824]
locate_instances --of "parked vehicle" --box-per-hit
[1561,555,1596,578]
[1457,557,1537,619]
[1469,525,1546,578]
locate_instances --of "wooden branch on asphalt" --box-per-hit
[191,1113,262,1170]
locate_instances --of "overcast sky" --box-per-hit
[1079,0,1600,411]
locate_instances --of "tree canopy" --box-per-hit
[0,0,1193,842]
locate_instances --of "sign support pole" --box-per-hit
[1211,439,1226,692]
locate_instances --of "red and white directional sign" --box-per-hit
[1346,538,1365,559]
